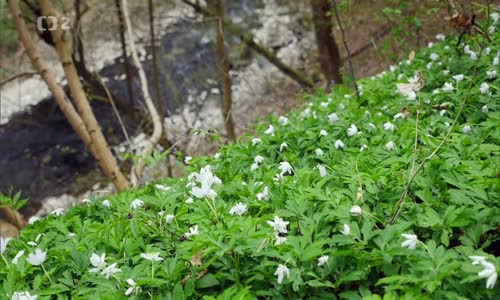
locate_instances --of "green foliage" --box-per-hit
[0,0,18,46]
[1,22,499,299]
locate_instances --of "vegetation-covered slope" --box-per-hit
[1,28,499,299]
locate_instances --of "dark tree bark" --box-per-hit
[182,0,314,89]
[148,0,172,176]
[114,0,134,107]
[147,0,163,121]
[310,0,342,86]
[214,0,236,141]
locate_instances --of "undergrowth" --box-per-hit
[1,18,499,300]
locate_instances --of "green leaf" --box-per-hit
[196,273,220,289]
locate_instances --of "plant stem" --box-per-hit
[389,44,486,225]
[41,264,54,285]
[204,197,219,223]
[1,254,10,269]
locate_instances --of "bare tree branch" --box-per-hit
[0,71,39,87]
[121,0,163,187]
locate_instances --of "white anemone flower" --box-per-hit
[486,70,497,79]
[328,113,339,123]
[383,122,395,132]
[251,138,261,146]
[347,124,358,137]
[274,235,287,246]
[469,256,498,289]
[264,125,275,136]
[267,216,289,234]
[317,165,327,178]
[185,225,199,237]
[1,237,11,255]
[435,34,445,41]
[478,261,497,289]
[317,255,329,267]
[479,82,489,94]
[50,208,65,216]
[279,142,288,152]
[89,253,107,273]
[278,116,289,126]
[315,148,324,156]
[26,248,47,266]
[401,233,418,250]
[452,74,464,82]
[28,216,40,225]
[334,140,344,149]
[385,141,396,151]
[125,278,137,296]
[442,82,454,92]
[102,200,111,208]
[256,186,270,201]
[155,184,170,192]
[130,199,144,210]
[101,263,121,279]
[12,250,25,265]
[140,252,163,261]
[350,205,362,216]
[407,91,417,101]
[11,291,38,300]
[320,129,328,136]
[254,155,264,164]
[340,224,351,236]
[165,214,175,224]
[463,125,472,134]
[278,162,293,176]
[229,202,247,216]
[274,264,290,284]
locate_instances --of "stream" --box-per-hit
[0,0,311,217]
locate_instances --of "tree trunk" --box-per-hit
[121,0,163,186]
[310,0,342,85]
[114,0,134,107]
[181,0,314,89]
[8,0,96,160]
[147,0,172,176]
[38,0,130,191]
[215,0,236,141]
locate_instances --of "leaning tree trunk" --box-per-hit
[215,0,236,141]
[38,0,130,191]
[310,0,342,86]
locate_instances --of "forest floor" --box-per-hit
[0,0,493,221]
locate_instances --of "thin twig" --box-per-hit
[0,72,39,87]
[94,73,131,143]
[389,46,486,225]
[331,0,359,99]
[122,0,163,187]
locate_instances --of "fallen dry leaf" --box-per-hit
[191,250,203,267]
[397,71,424,96]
